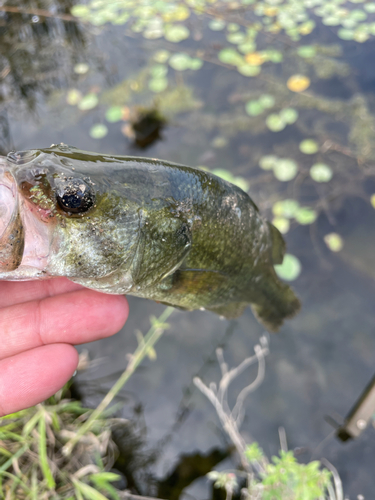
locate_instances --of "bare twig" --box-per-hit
[193,335,269,473]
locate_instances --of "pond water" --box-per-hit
[1,0,375,497]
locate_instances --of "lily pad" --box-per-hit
[89,124,108,139]
[310,163,333,182]
[272,199,300,218]
[169,53,192,71]
[66,89,82,105]
[164,25,190,42]
[279,108,298,124]
[337,28,355,40]
[324,233,343,252]
[266,114,285,132]
[295,207,317,224]
[153,50,170,63]
[275,253,301,281]
[272,217,290,234]
[297,45,317,58]
[105,106,123,122]
[299,139,319,154]
[227,32,247,44]
[218,48,243,65]
[258,94,275,109]
[78,93,99,111]
[259,155,278,170]
[246,100,264,116]
[237,64,261,76]
[149,77,168,93]
[273,159,298,181]
[209,19,226,31]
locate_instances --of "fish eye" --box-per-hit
[56,178,95,214]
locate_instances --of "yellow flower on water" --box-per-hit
[163,5,190,22]
[287,75,310,92]
[371,194,375,209]
[245,52,265,66]
[264,6,278,16]
[268,23,281,34]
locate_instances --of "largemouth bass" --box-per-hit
[0,145,300,331]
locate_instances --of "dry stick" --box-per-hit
[193,337,269,474]
[62,307,174,457]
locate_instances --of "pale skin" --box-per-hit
[0,278,129,417]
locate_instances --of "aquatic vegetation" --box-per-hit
[324,233,344,252]
[275,253,302,281]
[196,343,341,499]
[310,163,333,182]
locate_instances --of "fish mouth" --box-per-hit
[0,163,25,271]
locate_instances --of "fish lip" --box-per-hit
[0,160,24,271]
[0,161,18,241]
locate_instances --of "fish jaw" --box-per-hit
[0,158,51,280]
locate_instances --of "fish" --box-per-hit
[0,144,300,331]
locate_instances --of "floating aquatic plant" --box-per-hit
[275,253,302,281]
[324,233,344,252]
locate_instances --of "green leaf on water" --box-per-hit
[209,19,226,31]
[150,64,168,78]
[295,207,317,225]
[258,94,275,109]
[66,89,82,105]
[218,48,243,65]
[227,32,247,44]
[275,253,301,281]
[272,199,300,218]
[78,93,99,111]
[246,100,264,116]
[237,64,261,76]
[310,163,333,182]
[324,233,343,252]
[297,45,317,58]
[153,50,170,63]
[299,139,319,154]
[233,177,250,192]
[227,23,240,32]
[273,159,298,181]
[89,124,108,139]
[272,217,290,234]
[212,168,234,182]
[337,28,355,40]
[238,42,257,54]
[190,58,203,70]
[266,114,285,132]
[364,3,375,13]
[105,106,123,122]
[169,53,192,71]
[279,108,298,124]
[164,25,190,42]
[148,77,168,93]
[259,155,278,170]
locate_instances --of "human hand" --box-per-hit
[0,278,128,416]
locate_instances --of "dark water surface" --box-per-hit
[2,0,375,497]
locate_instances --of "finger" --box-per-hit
[0,344,78,417]
[0,278,83,308]
[0,289,129,360]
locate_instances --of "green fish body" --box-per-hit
[0,145,300,331]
